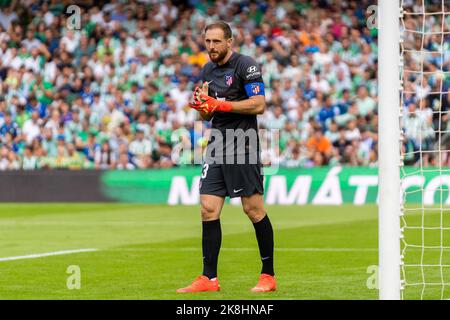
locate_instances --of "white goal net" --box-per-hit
[399,0,450,300]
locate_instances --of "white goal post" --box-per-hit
[378,0,402,300]
[379,0,450,300]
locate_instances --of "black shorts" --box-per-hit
[199,163,264,198]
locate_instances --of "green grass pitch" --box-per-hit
[0,203,447,299]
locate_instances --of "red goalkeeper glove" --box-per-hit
[190,86,232,114]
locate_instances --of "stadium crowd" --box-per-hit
[0,0,449,170]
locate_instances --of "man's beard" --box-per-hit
[208,49,227,63]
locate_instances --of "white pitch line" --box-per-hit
[106,247,377,252]
[0,247,377,262]
[0,248,98,262]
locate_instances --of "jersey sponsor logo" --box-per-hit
[246,72,261,79]
[225,74,233,86]
[247,65,258,73]
[246,65,261,79]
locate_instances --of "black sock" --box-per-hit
[202,219,221,279]
[253,214,274,276]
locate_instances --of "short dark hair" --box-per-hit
[204,21,232,39]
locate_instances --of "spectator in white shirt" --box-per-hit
[117,152,135,170]
[22,111,42,145]
[169,80,191,111]
[42,2,54,26]
[264,105,288,130]
[345,119,361,141]
[0,6,18,30]
[129,130,152,168]
[60,30,80,53]
[21,29,41,51]
[311,70,331,94]
[22,146,38,170]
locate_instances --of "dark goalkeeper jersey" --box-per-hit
[200,52,265,164]
[200,51,265,133]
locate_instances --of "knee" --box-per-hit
[201,201,220,221]
[243,204,266,223]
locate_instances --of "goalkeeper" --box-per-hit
[177,21,276,293]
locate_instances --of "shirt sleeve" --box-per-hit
[238,55,265,97]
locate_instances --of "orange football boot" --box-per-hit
[176,275,220,293]
[251,274,276,292]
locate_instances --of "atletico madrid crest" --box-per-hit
[225,74,233,86]
[251,83,260,94]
